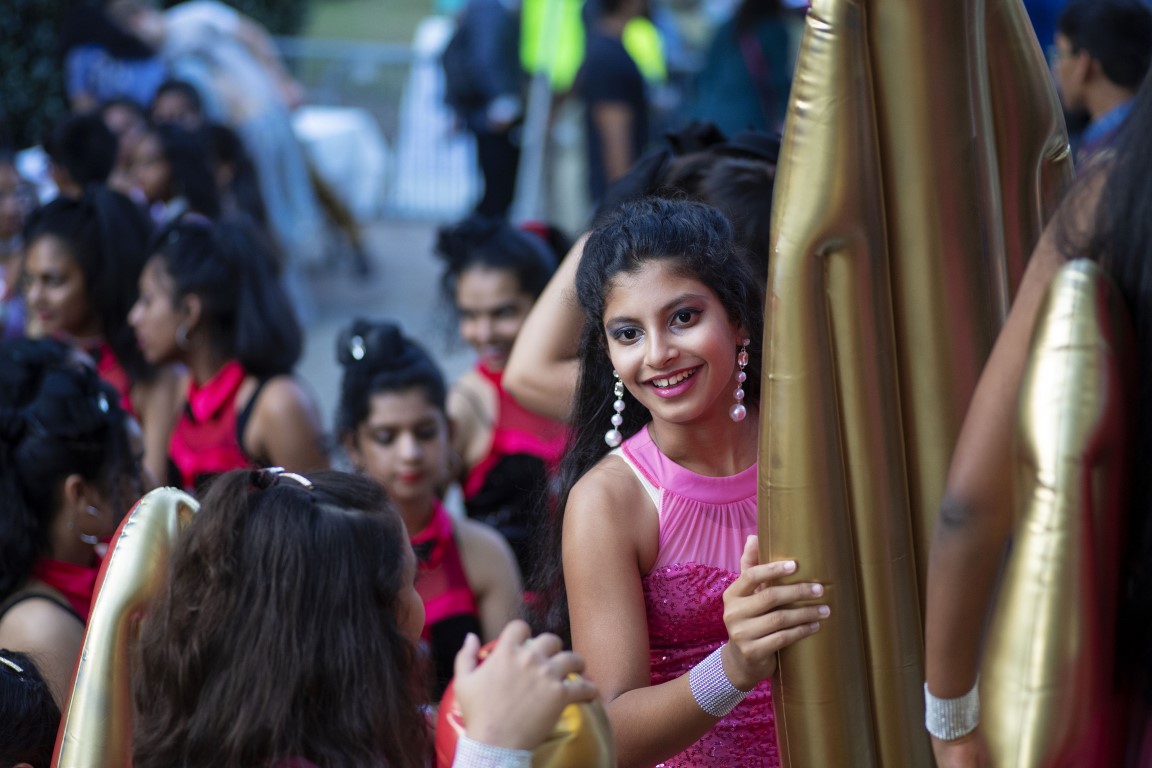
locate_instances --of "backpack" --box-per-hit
[441,21,486,111]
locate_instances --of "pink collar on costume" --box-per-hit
[186,360,246,422]
[30,558,99,622]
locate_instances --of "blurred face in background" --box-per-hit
[130,131,172,204]
[129,257,185,366]
[152,91,203,131]
[455,266,534,373]
[24,234,100,339]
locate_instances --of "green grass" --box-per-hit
[303,0,440,43]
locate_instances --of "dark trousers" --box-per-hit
[473,128,520,218]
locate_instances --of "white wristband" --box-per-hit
[452,735,532,768]
[924,677,980,741]
[689,643,750,718]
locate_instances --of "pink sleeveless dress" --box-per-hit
[613,425,780,767]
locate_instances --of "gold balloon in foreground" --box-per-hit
[53,487,199,768]
[761,0,1071,764]
[435,651,615,768]
[982,259,1133,766]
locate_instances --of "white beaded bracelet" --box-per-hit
[924,677,980,741]
[689,644,751,718]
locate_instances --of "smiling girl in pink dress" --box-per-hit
[542,197,829,767]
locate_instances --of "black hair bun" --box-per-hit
[336,318,423,372]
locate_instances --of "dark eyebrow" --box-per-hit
[604,292,710,327]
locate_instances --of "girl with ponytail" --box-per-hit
[22,184,180,486]
[0,337,145,706]
[128,214,328,492]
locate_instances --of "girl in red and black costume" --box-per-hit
[336,319,521,699]
[128,215,328,493]
[435,216,568,585]
[0,337,146,707]
[22,186,181,485]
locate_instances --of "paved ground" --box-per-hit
[295,217,474,440]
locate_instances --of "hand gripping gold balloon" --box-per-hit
[761,0,1071,764]
[52,487,200,768]
[982,260,1133,766]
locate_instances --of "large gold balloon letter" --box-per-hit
[760,0,1072,764]
[53,488,199,768]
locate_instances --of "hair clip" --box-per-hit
[349,334,366,361]
[263,466,314,490]
[97,391,109,413]
[0,655,24,674]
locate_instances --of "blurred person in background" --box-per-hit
[42,113,119,200]
[1051,0,1152,164]
[129,216,328,493]
[682,0,794,136]
[0,155,35,340]
[443,0,526,219]
[435,215,567,583]
[0,338,148,707]
[577,0,650,205]
[99,97,151,198]
[129,121,221,225]
[335,319,522,699]
[22,186,179,485]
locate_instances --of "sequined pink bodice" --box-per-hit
[617,426,779,768]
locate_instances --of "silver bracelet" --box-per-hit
[689,643,750,718]
[924,677,980,741]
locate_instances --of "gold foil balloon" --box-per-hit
[52,487,199,768]
[761,0,1071,764]
[982,259,1133,766]
[435,643,615,768]
[760,0,903,763]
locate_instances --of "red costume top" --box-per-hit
[411,500,481,699]
[29,558,99,622]
[169,360,261,491]
[460,364,567,581]
[462,364,567,498]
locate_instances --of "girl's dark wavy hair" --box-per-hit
[133,469,430,768]
[1057,72,1152,701]
[151,214,301,378]
[435,213,558,308]
[23,185,155,381]
[530,197,764,639]
[334,318,448,441]
[0,338,133,603]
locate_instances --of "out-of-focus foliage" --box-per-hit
[0,1,70,150]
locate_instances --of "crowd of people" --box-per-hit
[2,0,1152,765]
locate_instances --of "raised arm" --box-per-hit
[503,234,588,422]
[925,209,1082,764]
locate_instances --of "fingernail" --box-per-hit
[809,622,821,632]
[818,606,830,617]
[783,560,797,573]
[810,583,823,596]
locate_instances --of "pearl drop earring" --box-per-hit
[730,339,750,422]
[605,370,625,447]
